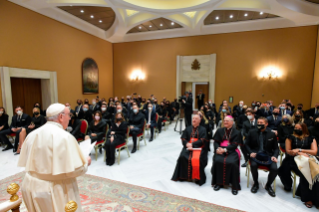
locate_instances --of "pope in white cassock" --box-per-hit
[18,103,91,212]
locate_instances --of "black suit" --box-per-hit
[267,115,281,131]
[74,105,83,118]
[182,97,193,127]
[89,104,100,113]
[196,93,205,110]
[88,120,107,143]
[82,111,93,124]
[241,119,258,162]
[0,113,31,150]
[245,128,279,185]
[70,119,84,140]
[129,111,145,149]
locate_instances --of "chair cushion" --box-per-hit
[116,143,126,149]
[95,140,104,146]
[77,138,83,142]
[129,133,143,137]
[80,121,87,134]
[258,165,270,171]
[279,146,286,153]
[8,133,16,137]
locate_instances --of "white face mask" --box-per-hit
[92,101,96,105]
[0,111,3,115]
[117,109,122,113]
[133,109,138,113]
[247,115,253,120]
[239,104,243,107]
[17,110,22,115]
[148,107,152,110]
[101,108,106,111]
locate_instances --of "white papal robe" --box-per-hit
[18,121,87,212]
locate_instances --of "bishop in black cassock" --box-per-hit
[211,115,242,195]
[171,114,208,186]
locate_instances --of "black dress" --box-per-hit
[211,128,242,190]
[278,135,319,207]
[26,115,46,134]
[205,110,215,131]
[104,121,128,165]
[171,126,208,186]
[308,125,319,156]
[277,124,294,148]
[88,120,107,142]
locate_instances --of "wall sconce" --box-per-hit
[259,66,281,80]
[130,70,145,81]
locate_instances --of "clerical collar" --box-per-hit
[47,121,63,129]
[193,125,199,129]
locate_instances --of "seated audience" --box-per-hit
[101,103,111,122]
[218,100,232,113]
[0,107,9,146]
[305,103,319,126]
[279,103,293,116]
[0,106,31,152]
[277,114,294,149]
[217,106,232,128]
[85,111,106,143]
[114,104,127,121]
[232,100,244,121]
[198,110,211,140]
[104,112,128,166]
[204,104,215,131]
[144,103,156,142]
[256,103,271,118]
[308,117,319,152]
[236,105,248,130]
[34,102,46,116]
[16,107,46,154]
[292,110,304,126]
[156,101,167,133]
[211,115,242,195]
[171,114,208,186]
[129,105,145,153]
[241,109,257,167]
[267,107,281,134]
[278,123,319,208]
[89,98,100,112]
[81,104,93,123]
[245,117,278,197]
[75,99,83,118]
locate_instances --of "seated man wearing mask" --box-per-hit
[81,104,93,124]
[279,103,292,116]
[241,109,257,167]
[101,103,111,121]
[171,114,208,186]
[232,100,244,121]
[144,103,156,142]
[114,104,127,121]
[129,105,145,153]
[211,116,242,195]
[245,117,278,197]
[277,114,294,149]
[69,110,84,141]
[267,107,281,135]
[89,98,100,113]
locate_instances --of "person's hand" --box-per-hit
[271,157,278,163]
[85,135,90,140]
[130,126,134,129]
[298,152,309,157]
[29,124,35,129]
[272,130,278,136]
[310,116,313,120]
[291,149,299,155]
[110,136,114,143]
[87,156,92,166]
[111,131,115,135]
[250,153,257,158]
[91,133,97,137]
[182,100,186,103]
[216,148,223,155]
[147,124,150,128]
[11,128,17,132]
[186,143,192,148]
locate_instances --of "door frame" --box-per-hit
[193,82,208,110]
[0,67,58,122]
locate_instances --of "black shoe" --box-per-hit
[2,146,13,151]
[232,189,238,195]
[241,161,248,167]
[251,183,259,193]
[149,137,153,142]
[284,186,291,192]
[131,147,137,154]
[14,152,20,155]
[214,185,221,191]
[99,148,102,154]
[265,185,276,197]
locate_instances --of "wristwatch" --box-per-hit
[224,148,227,153]
[299,149,302,152]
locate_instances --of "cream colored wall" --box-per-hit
[113,26,318,109]
[0,1,113,109]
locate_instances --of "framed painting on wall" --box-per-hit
[82,58,99,94]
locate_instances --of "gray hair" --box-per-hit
[282,114,293,123]
[46,112,63,121]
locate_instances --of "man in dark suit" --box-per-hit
[80,104,93,124]
[182,92,193,127]
[278,103,292,117]
[0,106,31,152]
[89,98,100,113]
[65,102,75,115]
[144,103,156,142]
[129,105,145,153]
[241,110,258,167]
[267,107,281,133]
[233,100,244,121]
[74,99,83,119]
[245,117,279,197]
[305,103,319,124]
[196,90,205,110]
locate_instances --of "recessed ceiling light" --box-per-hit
[216,16,219,20]
[160,23,163,26]
[70,5,72,7]
[244,13,248,17]
[260,12,264,15]
[171,22,175,25]
[99,20,102,23]
[230,15,233,18]
[80,10,84,13]
[90,15,94,18]
[139,26,142,29]
[149,25,152,28]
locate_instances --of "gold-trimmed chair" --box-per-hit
[246,161,276,192]
[94,124,109,161]
[129,120,147,150]
[77,119,88,143]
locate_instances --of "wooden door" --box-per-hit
[11,78,42,116]
[195,83,209,110]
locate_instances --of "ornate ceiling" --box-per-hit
[8,0,319,43]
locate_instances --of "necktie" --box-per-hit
[274,116,276,121]
[251,121,253,126]
[259,132,264,152]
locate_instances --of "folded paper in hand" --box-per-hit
[80,139,96,157]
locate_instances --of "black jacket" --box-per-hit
[81,111,93,124]
[237,114,248,130]
[31,115,46,129]
[267,115,282,130]
[88,120,107,141]
[277,124,294,145]
[0,114,9,130]
[242,119,258,137]
[70,118,84,139]
[107,121,128,141]
[10,113,31,129]
[129,111,145,129]
[182,97,193,114]
[245,128,279,158]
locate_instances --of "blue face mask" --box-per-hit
[280,107,285,110]
[83,108,88,112]
[222,109,227,113]
[283,118,289,123]
[133,109,138,114]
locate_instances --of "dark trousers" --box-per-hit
[241,143,249,162]
[149,126,154,138]
[158,118,163,132]
[104,139,124,165]
[130,127,142,148]
[250,159,278,186]
[0,129,22,150]
[185,112,192,127]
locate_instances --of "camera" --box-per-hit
[178,96,186,103]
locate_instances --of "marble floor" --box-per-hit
[0,121,314,212]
